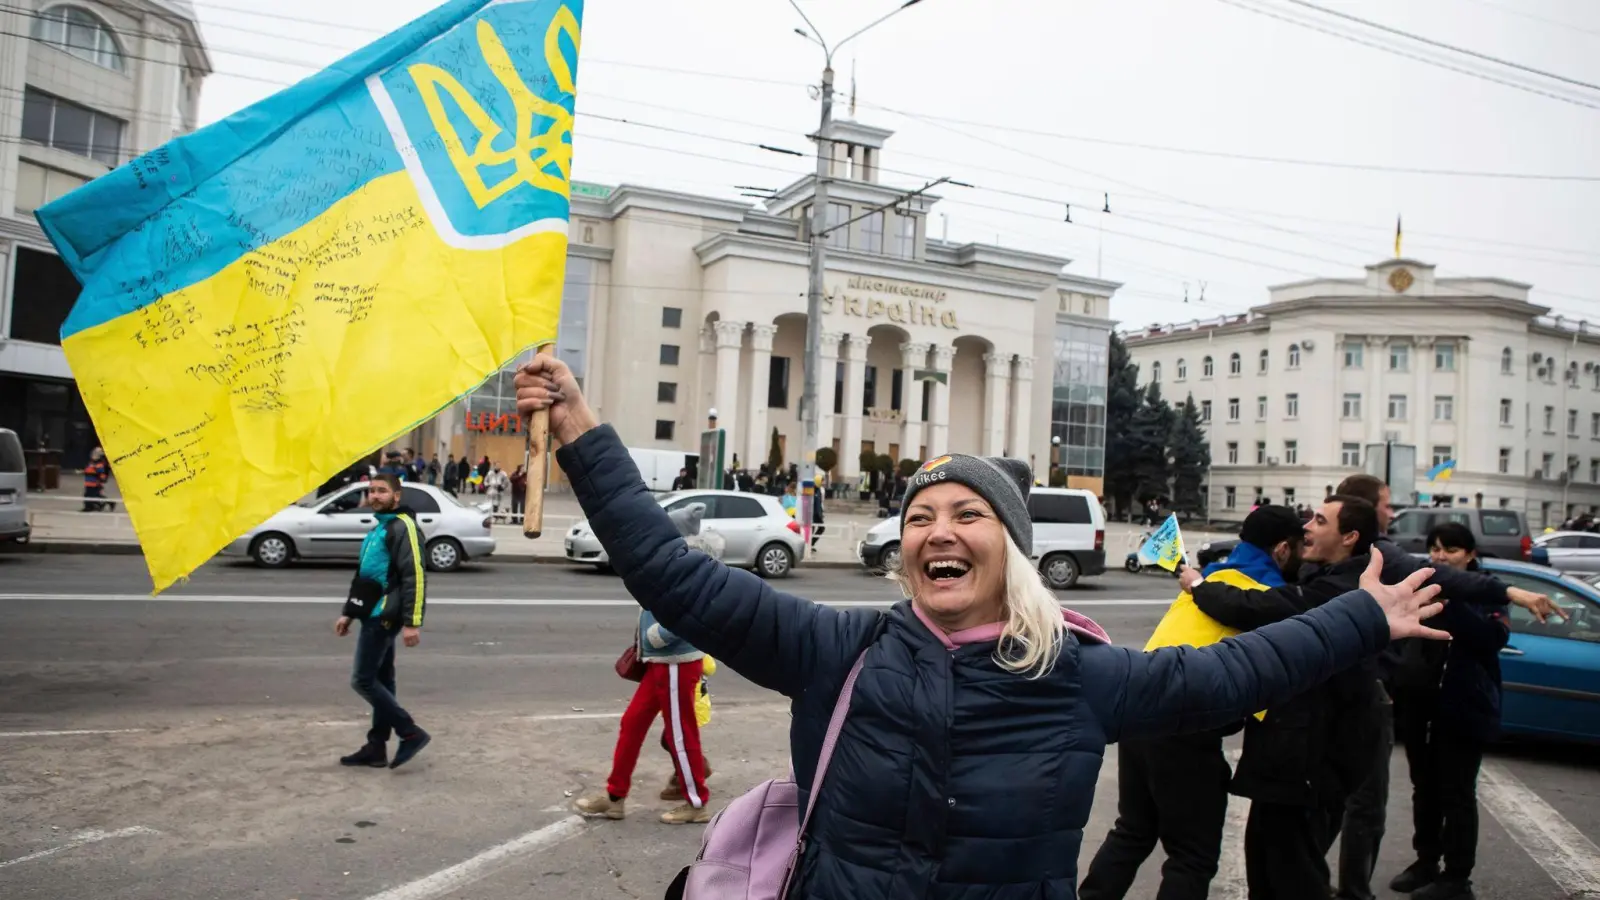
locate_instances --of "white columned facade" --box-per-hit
[746,323,778,467]
[927,345,955,456]
[900,341,930,462]
[1009,356,1034,463]
[1367,335,1385,446]
[713,320,746,466]
[983,352,1012,456]
[840,334,870,478]
[817,331,844,463]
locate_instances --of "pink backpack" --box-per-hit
[664,650,867,900]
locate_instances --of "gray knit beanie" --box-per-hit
[900,454,1034,551]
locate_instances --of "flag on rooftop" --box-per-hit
[35,0,585,592]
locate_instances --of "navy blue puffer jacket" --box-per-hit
[558,426,1392,900]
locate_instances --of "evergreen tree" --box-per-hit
[1102,333,1143,517]
[1129,382,1175,506]
[767,427,784,475]
[1169,394,1211,516]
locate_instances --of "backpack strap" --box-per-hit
[797,648,867,840]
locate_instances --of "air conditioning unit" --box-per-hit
[1571,361,1580,371]
[1384,431,1402,442]
[1538,365,1550,378]
[1300,339,1315,350]
[1267,457,1280,466]
[1531,352,1545,364]
[1586,362,1596,373]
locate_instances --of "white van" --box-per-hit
[628,447,701,493]
[0,428,30,546]
[857,486,1107,588]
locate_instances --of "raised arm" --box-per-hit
[1375,539,1507,607]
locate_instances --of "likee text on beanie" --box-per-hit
[900,454,1035,551]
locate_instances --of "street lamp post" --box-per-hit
[790,0,927,548]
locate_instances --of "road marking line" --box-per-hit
[1478,760,1600,896]
[359,816,586,900]
[1214,748,1250,900]
[0,729,146,738]
[0,826,160,869]
[0,593,1172,608]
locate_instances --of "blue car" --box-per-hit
[1468,558,1600,743]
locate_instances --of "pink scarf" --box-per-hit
[913,603,1110,649]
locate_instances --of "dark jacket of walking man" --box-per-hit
[334,473,432,770]
[1080,504,1305,900]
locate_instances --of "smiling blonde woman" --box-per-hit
[514,355,1449,900]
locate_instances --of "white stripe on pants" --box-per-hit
[666,663,703,808]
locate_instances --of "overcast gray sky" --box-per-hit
[193,0,1600,331]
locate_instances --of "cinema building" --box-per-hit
[407,120,1121,494]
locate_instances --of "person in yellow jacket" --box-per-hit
[662,655,715,800]
[1081,506,1306,900]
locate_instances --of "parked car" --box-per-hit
[857,486,1106,589]
[1195,538,1238,569]
[221,482,495,571]
[1469,558,1600,743]
[1388,507,1532,560]
[565,489,805,578]
[0,428,29,546]
[1531,531,1600,576]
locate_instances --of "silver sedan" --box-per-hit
[566,489,805,578]
[220,482,496,572]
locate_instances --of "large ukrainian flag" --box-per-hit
[36,0,585,593]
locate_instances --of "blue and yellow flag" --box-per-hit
[36,0,585,592]
[1137,513,1187,571]
[1426,458,1456,481]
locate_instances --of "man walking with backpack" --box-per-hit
[334,473,432,770]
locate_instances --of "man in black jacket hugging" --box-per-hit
[1176,494,1384,899]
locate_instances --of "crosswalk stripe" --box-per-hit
[1478,760,1600,896]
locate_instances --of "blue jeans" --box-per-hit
[351,617,417,745]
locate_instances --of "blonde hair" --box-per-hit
[889,534,1066,679]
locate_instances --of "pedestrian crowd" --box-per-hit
[319,352,1564,900]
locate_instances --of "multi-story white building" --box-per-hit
[0,1,209,468]
[408,119,1122,493]
[1124,257,1600,529]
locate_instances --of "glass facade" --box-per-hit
[1050,321,1110,477]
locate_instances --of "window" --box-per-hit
[402,487,440,514]
[893,215,916,259]
[1498,447,1511,474]
[1288,343,1301,368]
[657,382,677,404]
[1593,413,1600,439]
[1284,488,1296,506]
[1433,395,1454,421]
[1545,406,1556,432]
[720,496,769,519]
[824,202,850,249]
[1176,358,1187,380]
[1227,441,1239,464]
[1343,341,1364,369]
[8,247,80,345]
[1389,343,1410,372]
[833,361,844,415]
[20,87,125,166]
[1028,493,1093,524]
[1202,356,1214,378]
[1284,440,1298,464]
[856,210,884,254]
[890,369,904,412]
[661,307,683,328]
[1227,397,1239,421]
[1481,510,1523,537]
[1151,361,1161,383]
[1570,409,1580,436]
[1594,368,1600,391]
[1228,352,1241,375]
[1570,455,1581,477]
[1591,458,1600,482]
[1224,486,1237,510]
[1285,393,1299,418]
[1342,393,1362,418]
[1493,573,1600,645]
[659,344,680,365]
[1256,396,1267,420]
[654,420,675,441]
[1500,399,1513,426]
[1542,452,1555,478]
[1256,441,1267,465]
[1200,400,1212,422]
[1387,394,1407,420]
[768,356,791,408]
[1501,347,1513,374]
[1431,446,1453,468]
[1341,442,1361,466]
[1258,349,1269,374]
[862,365,878,412]
[32,6,124,71]
[1434,342,1456,371]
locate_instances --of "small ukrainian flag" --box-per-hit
[1426,459,1456,481]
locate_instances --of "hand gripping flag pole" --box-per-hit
[522,344,554,539]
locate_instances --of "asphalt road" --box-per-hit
[0,555,1595,900]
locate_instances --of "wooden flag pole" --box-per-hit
[522,343,555,539]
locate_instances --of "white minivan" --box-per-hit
[0,428,31,546]
[857,486,1107,589]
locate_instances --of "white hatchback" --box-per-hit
[566,489,807,578]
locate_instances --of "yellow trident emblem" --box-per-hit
[407,6,580,207]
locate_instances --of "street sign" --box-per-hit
[1364,442,1418,503]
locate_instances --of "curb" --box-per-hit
[3,542,867,570]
